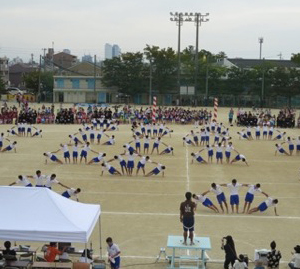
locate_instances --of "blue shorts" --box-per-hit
[108,167,116,174]
[34,132,39,136]
[144,143,149,149]
[245,192,254,203]
[62,191,71,198]
[194,136,198,142]
[230,195,239,205]
[82,134,87,141]
[217,127,221,133]
[216,152,223,159]
[276,135,281,139]
[247,131,251,136]
[158,129,163,133]
[214,137,219,142]
[111,127,116,130]
[289,144,294,150]
[269,131,273,135]
[256,131,260,136]
[135,131,141,136]
[90,134,95,139]
[93,157,101,162]
[100,123,104,127]
[97,134,102,139]
[263,131,267,135]
[18,127,21,132]
[183,217,194,232]
[205,136,209,142]
[50,155,57,161]
[153,130,158,134]
[163,131,168,136]
[137,161,144,169]
[127,160,134,168]
[225,151,231,158]
[74,137,79,142]
[152,167,160,175]
[73,152,78,158]
[153,143,159,148]
[120,160,126,167]
[136,142,141,148]
[201,137,205,142]
[81,150,87,157]
[27,128,31,133]
[111,256,120,268]
[0,141,2,147]
[64,152,70,158]
[235,155,241,160]
[147,130,151,134]
[128,146,135,152]
[26,183,33,187]
[217,193,226,204]
[279,148,284,153]
[211,126,215,131]
[164,148,171,154]
[208,150,213,157]
[202,198,213,207]
[258,202,268,212]
[297,145,300,151]
[142,128,146,133]
[93,122,97,127]
[196,156,203,162]
[21,127,25,132]
[11,131,16,135]
[243,134,248,138]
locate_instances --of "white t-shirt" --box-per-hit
[102,162,112,171]
[67,188,77,197]
[291,253,300,268]
[140,156,151,165]
[82,145,91,152]
[210,184,223,195]
[247,185,262,194]
[107,243,120,257]
[216,146,223,153]
[156,163,164,171]
[73,145,78,152]
[127,153,137,161]
[265,197,276,207]
[34,175,46,186]
[238,154,246,160]
[233,260,247,269]
[225,145,234,152]
[45,176,59,188]
[16,176,31,186]
[194,194,206,203]
[61,145,69,153]
[227,183,242,195]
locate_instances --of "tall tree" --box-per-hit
[0,75,6,94]
[291,53,300,66]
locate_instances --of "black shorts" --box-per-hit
[183,217,194,232]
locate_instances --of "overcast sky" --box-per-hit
[0,0,299,62]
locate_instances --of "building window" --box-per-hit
[72,79,80,89]
[56,78,64,88]
[87,79,95,89]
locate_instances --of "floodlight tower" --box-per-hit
[170,12,184,91]
[258,37,264,59]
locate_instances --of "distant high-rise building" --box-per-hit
[82,54,93,63]
[112,44,121,58]
[105,43,113,60]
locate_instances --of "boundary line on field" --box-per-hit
[185,146,190,191]
[102,211,300,220]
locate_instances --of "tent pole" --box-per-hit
[85,243,87,262]
[99,215,102,259]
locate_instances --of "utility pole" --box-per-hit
[31,54,34,67]
[170,12,184,93]
[94,55,97,103]
[42,48,47,71]
[38,55,42,103]
[149,59,153,106]
[205,55,209,101]
[258,37,264,60]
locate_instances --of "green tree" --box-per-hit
[291,53,300,66]
[102,52,147,96]
[0,75,6,94]
[144,45,177,93]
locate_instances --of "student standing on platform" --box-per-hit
[180,192,196,246]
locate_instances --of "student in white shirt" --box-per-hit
[62,188,81,201]
[106,237,121,269]
[27,170,46,187]
[248,197,279,216]
[9,175,32,187]
[242,183,268,213]
[53,144,70,164]
[206,183,229,213]
[192,193,219,213]
[275,143,290,156]
[44,174,70,190]
[233,254,248,269]
[221,179,248,213]
[43,152,64,164]
[230,152,249,166]
[1,140,17,153]
[136,156,152,176]
[145,162,165,177]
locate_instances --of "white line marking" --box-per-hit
[102,211,300,220]
[185,146,190,191]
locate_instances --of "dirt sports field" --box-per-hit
[0,105,299,268]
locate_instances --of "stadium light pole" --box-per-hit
[258,37,264,60]
[170,12,184,94]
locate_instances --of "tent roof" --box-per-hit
[0,186,100,243]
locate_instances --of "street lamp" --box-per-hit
[170,12,184,92]
[258,37,264,60]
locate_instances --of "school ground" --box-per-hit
[0,105,299,269]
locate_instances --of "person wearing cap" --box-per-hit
[289,245,300,269]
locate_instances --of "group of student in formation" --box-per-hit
[192,179,278,216]
[43,122,173,178]
[8,170,81,201]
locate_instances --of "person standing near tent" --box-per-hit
[106,237,121,269]
[45,242,67,262]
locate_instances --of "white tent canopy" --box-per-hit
[0,186,101,243]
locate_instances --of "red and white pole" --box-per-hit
[152,96,157,123]
[213,98,218,120]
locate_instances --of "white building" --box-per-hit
[105,43,113,59]
[0,57,9,86]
